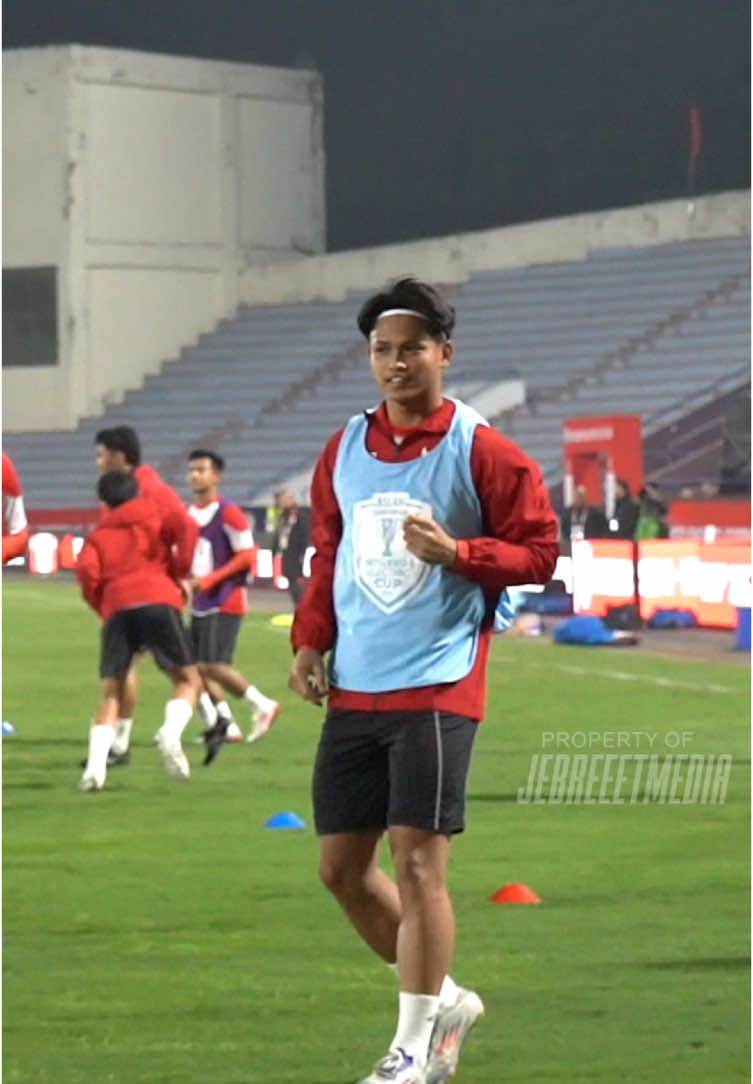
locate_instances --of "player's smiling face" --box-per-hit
[369,313,452,416]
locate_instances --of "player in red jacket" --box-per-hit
[2,452,30,565]
[77,471,202,791]
[93,426,198,764]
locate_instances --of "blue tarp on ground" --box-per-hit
[553,616,617,645]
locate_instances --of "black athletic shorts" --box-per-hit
[100,604,194,679]
[313,708,478,837]
[190,612,242,664]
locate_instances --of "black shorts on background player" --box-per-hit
[100,604,193,679]
[189,612,242,664]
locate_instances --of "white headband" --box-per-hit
[375,308,428,321]
[370,307,445,340]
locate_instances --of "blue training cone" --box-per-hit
[265,811,307,830]
[2,721,16,736]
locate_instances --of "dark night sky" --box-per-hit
[3,0,750,251]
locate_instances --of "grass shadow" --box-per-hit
[633,957,750,972]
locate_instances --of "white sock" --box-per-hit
[198,693,217,727]
[439,974,461,1009]
[161,699,193,743]
[389,965,459,1010]
[215,699,234,721]
[111,717,133,755]
[243,685,274,710]
[85,724,115,783]
[390,992,440,1067]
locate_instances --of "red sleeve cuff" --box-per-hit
[450,538,471,572]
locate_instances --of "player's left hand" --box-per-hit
[403,515,458,566]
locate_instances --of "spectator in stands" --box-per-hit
[2,452,29,564]
[275,490,311,609]
[265,489,284,536]
[560,485,609,551]
[635,482,669,540]
[609,478,639,541]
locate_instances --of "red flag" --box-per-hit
[689,106,702,161]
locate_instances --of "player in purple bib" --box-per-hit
[187,450,281,760]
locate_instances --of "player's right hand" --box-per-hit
[289,647,329,706]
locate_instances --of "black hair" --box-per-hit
[97,470,139,509]
[356,277,456,341]
[616,477,631,495]
[95,426,141,467]
[188,449,225,472]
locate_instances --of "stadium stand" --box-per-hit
[643,384,751,495]
[4,235,749,509]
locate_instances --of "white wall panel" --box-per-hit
[2,368,70,429]
[86,84,222,244]
[3,46,325,432]
[2,49,68,266]
[238,99,316,250]
[86,267,223,411]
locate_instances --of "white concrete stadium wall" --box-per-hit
[2,48,72,431]
[3,45,325,432]
[239,189,750,305]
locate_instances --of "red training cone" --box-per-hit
[489,883,541,904]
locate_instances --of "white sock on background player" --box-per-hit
[83,723,115,787]
[156,700,192,780]
[243,685,276,711]
[111,717,133,756]
[198,692,218,727]
[161,699,193,743]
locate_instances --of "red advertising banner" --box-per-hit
[563,414,643,508]
[669,499,751,541]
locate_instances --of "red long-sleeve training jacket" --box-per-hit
[134,463,197,581]
[77,496,184,621]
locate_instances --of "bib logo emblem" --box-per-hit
[353,493,433,614]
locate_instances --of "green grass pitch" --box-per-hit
[2,577,750,1083]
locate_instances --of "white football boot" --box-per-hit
[357,1047,426,1084]
[155,728,190,780]
[246,700,281,743]
[425,988,484,1084]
